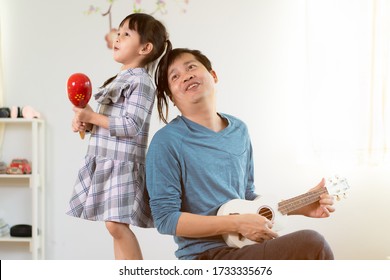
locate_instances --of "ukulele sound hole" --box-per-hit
[258,206,273,221]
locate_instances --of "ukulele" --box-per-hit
[217,175,350,248]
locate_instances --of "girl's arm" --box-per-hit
[109,77,154,137]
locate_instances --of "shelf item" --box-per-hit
[0,118,45,259]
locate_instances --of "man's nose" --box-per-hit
[184,75,194,83]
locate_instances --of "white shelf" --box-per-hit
[0,235,32,243]
[0,118,45,259]
[0,174,32,179]
[0,118,44,123]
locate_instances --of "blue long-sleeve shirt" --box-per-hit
[146,113,257,259]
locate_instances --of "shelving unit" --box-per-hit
[0,118,45,259]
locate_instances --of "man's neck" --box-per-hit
[183,109,227,132]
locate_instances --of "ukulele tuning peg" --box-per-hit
[328,175,337,184]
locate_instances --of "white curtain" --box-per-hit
[0,19,4,156]
[368,0,390,164]
[296,0,389,166]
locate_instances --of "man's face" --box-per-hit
[167,53,218,112]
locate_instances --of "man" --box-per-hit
[146,48,335,260]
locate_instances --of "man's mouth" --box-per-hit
[186,82,200,91]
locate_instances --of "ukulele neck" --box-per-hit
[278,188,328,215]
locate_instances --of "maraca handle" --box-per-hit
[78,120,88,140]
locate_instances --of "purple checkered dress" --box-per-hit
[66,68,155,228]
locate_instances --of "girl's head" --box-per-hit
[155,48,213,123]
[115,13,170,68]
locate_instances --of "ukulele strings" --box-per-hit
[278,189,328,214]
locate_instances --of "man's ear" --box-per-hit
[210,70,218,83]
[140,42,153,55]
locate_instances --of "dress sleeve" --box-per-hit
[146,131,183,235]
[109,76,155,137]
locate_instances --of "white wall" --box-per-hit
[0,0,389,260]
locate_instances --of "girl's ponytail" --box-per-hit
[155,40,172,124]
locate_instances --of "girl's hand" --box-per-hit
[72,115,86,133]
[72,105,94,133]
[72,104,93,123]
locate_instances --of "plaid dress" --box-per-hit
[66,68,155,228]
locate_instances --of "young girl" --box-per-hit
[67,13,171,260]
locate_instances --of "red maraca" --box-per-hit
[67,73,92,139]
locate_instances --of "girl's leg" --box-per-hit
[105,221,143,260]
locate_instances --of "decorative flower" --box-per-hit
[85,0,190,49]
[105,28,118,49]
[150,0,167,15]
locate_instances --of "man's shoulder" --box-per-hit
[151,116,187,142]
[147,117,187,159]
[222,113,241,122]
[220,113,248,129]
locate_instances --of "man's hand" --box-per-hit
[295,178,336,218]
[236,214,279,242]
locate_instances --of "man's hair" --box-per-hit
[155,48,213,123]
